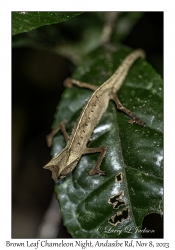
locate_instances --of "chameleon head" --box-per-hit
[57,158,79,180]
[43,164,60,181]
[43,148,79,181]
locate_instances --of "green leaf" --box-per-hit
[12,12,81,35]
[49,45,163,238]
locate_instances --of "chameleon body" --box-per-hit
[44,49,145,181]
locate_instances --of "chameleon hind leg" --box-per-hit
[64,77,98,91]
[110,93,145,126]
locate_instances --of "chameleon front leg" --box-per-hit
[46,122,69,147]
[110,93,145,126]
[83,146,107,176]
[64,77,98,91]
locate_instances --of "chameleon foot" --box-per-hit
[88,168,106,176]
